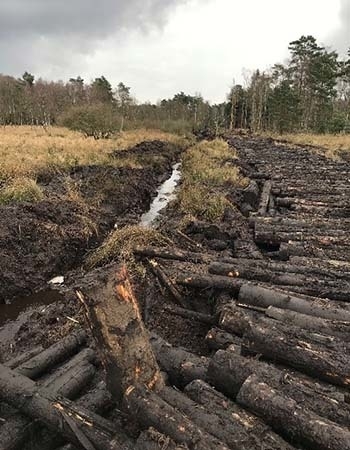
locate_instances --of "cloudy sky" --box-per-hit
[0,0,348,103]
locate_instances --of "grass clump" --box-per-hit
[0,177,44,204]
[85,225,171,273]
[178,139,249,222]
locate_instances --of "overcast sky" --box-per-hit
[0,0,348,103]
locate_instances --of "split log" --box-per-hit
[185,380,295,450]
[205,327,241,351]
[266,306,350,340]
[242,319,350,387]
[163,304,216,325]
[134,246,208,264]
[238,284,350,322]
[257,180,272,215]
[77,264,163,403]
[135,428,188,450]
[29,383,114,450]
[16,330,87,379]
[207,349,350,427]
[176,273,243,293]
[123,384,229,450]
[148,259,187,308]
[150,334,208,388]
[0,363,133,450]
[237,374,350,450]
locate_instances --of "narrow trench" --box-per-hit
[0,161,182,339]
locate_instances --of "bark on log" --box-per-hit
[184,380,295,450]
[16,330,87,379]
[242,319,350,387]
[238,284,350,322]
[266,306,350,340]
[150,334,208,388]
[0,364,133,450]
[237,374,350,450]
[77,264,163,403]
[176,273,243,293]
[135,428,188,450]
[205,327,241,351]
[123,384,229,450]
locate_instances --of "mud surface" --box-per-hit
[0,140,181,304]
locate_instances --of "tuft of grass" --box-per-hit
[177,139,249,222]
[85,225,171,273]
[0,177,44,204]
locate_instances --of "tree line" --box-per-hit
[227,36,350,133]
[0,35,349,135]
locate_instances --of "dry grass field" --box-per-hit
[0,126,187,180]
[270,133,350,159]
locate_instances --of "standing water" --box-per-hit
[140,162,181,227]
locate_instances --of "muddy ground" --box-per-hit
[0,140,181,303]
[0,135,259,363]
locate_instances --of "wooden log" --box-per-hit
[280,241,350,261]
[134,246,208,264]
[150,334,208,388]
[207,350,350,427]
[219,302,257,336]
[205,327,241,351]
[135,428,188,450]
[148,259,187,308]
[176,273,243,293]
[242,319,350,387]
[123,384,229,450]
[255,229,350,246]
[238,284,350,322]
[160,384,294,450]
[77,264,163,403]
[184,380,295,450]
[266,306,350,340]
[163,304,216,325]
[5,346,44,369]
[214,257,350,281]
[16,330,87,379]
[0,364,133,450]
[41,358,96,398]
[237,374,350,450]
[257,180,272,216]
[0,351,97,450]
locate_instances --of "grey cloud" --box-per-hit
[0,0,188,39]
[0,0,189,76]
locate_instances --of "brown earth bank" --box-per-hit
[1,135,350,450]
[0,140,182,303]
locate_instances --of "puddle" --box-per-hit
[140,162,181,227]
[0,289,64,344]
